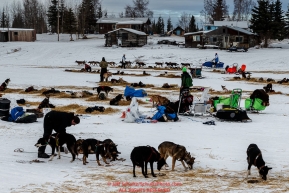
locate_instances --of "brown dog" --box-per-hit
[103,72,112,82]
[150,95,170,107]
[75,60,86,65]
[158,141,195,171]
[155,62,163,67]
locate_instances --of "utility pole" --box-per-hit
[57,0,60,41]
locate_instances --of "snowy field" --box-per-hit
[1,33,289,192]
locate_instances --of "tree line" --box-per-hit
[0,0,289,45]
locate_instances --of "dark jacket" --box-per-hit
[181,72,193,88]
[99,61,108,68]
[43,111,74,139]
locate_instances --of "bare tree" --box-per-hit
[11,1,24,28]
[232,0,256,21]
[178,12,191,32]
[124,0,153,18]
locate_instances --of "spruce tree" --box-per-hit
[0,9,8,28]
[285,4,289,38]
[271,0,285,40]
[63,8,77,40]
[167,17,173,32]
[47,0,59,33]
[250,0,272,47]
[189,15,197,32]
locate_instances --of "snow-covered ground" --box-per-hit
[1,34,289,192]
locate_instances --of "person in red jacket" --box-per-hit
[84,63,91,72]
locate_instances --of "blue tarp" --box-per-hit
[124,86,147,97]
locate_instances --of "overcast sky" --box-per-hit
[1,0,289,27]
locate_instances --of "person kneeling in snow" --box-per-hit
[5,106,37,123]
[151,105,178,122]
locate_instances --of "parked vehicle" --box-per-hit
[228,46,248,52]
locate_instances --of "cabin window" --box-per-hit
[210,37,217,42]
[193,35,200,41]
[235,36,243,42]
[112,25,116,30]
[14,32,18,35]
[122,33,128,40]
[223,29,225,33]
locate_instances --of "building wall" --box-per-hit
[185,34,203,48]
[1,30,36,42]
[105,30,147,47]
[99,23,114,34]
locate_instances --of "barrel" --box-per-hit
[0,98,11,117]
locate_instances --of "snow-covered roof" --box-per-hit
[225,26,254,35]
[106,28,147,35]
[0,28,35,32]
[97,17,150,24]
[117,21,144,25]
[184,31,210,36]
[214,21,249,28]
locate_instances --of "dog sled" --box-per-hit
[178,87,211,117]
[225,63,238,74]
[245,98,267,113]
[214,89,251,122]
[189,67,204,79]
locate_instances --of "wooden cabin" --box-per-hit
[203,26,256,49]
[184,31,206,48]
[97,18,151,34]
[105,28,147,47]
[0,28,36,42]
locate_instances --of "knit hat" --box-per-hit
[182,67,187,72]
[73,116,80,124]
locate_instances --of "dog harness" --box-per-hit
[146,146,156,162]
[248,147,265,170]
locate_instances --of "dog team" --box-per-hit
[34,111,271,180]
[0,77,272,181]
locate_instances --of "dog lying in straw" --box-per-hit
[110,94,123,105]
[158,141,195,171]
[0,78,10,91]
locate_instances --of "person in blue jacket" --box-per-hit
[214,53,219,67]
[152,105,178,122]
[8,106,25,122]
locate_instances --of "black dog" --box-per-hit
[85,106,105,113]
[263,83,274,93]
[42,88,60,95]
[35,133,77,162]
[93,86,113,95]
[130,146,166,178]
[109,94,123,105]
[38,96,55,109]
[103,139,121,161]
[247,144,272,180]
[81,139,109,166]
[0,78,10,91]
[250,89,270,106]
